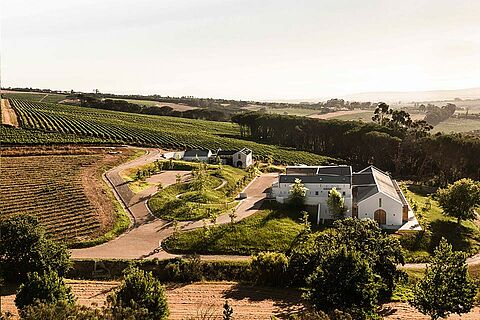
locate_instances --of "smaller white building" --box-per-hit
[182,149,213,162]
[216,148,253,168]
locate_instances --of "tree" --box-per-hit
[410,238,477,320]
[228,209,237,224]
[15,270,75,311]
[175,173,182,184]
[251,252,289,286]
[371,102,392,126]
[437,178,480,225]
[327,188,347,219]
[157,182,163,192]
[305,247,379,319]
[288,218,404,299]
[288,178,308,207]
[0,215,71,282]
[110,266,169,320]
[223,300,234,320]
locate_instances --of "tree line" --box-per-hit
[232,104,480,185]
[76,95,232,121]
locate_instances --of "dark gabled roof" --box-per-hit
[352,172,376,185]
[286,166,318,176]
[355,185,379,202]
[353,165,401,202]
[217,150,237,156]
[286,165,352,176]
[279,174,350,184]
[239,147,252,155]
[317,166,352,176]
[184,149,210,157]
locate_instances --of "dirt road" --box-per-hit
[1,98,19,127]
[71,148,277,260]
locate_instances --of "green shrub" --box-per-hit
[15,270,75,311]
[251,252,288,286]
[110,266,169,320]
[164,255,203,282]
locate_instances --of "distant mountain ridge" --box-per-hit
[341,87,480,103]
[265,87,480,104]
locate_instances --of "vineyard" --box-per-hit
[0,148,132,244]
[2,91,67,104]
[5,99,337,165]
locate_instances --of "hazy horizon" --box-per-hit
[1,0,479,100]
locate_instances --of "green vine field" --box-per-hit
[4,99,337,165]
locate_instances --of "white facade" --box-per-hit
[233,149,253,168]
[183,150,212,162]
[357,191,403,226]
[271,165,414,229]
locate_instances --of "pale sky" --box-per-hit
[1,0,479,100]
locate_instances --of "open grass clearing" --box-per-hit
[123,99,198,111]
[398,184,480,262]
[431,117,480,133]
[265,107,321,117]
[163,206,305,255]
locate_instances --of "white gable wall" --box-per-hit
[233,151,253,168]
[357,191,403,226]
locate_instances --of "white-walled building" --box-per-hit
[182,149,213,162]
[271,165,417,230]
[217,148,253,168]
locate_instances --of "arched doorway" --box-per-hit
[374,209,386,225]
[236,160,243,168]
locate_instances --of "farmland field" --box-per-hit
[431,117,480,134]
[5,99,336,165]
[265,107,320,117]
[123,99,198,111]
[0,147,135,245]
[2,90,67,104]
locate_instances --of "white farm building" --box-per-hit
[271,165,420,230]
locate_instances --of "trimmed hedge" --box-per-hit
[68,257,252,283]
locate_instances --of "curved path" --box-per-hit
[71,148,276,260]
[72,149,480,269]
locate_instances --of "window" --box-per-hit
[379,198,382,207]
[315,191,319,196]
[342,191,346,196]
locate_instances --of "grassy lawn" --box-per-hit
[266,107,320,117]
[163,207,305,255]
[148,162,251,221]
[399,184,480,262]
[431,117,480,134]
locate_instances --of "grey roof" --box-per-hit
[286,165,352,176]
[353,166,401,203]
[352,172,376,185]
[279,174,350,184]
[184,149,210,157]
[217,150,237,156]
[286,167,318,176]
[239,147,252,155]
[355,185,379,202]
